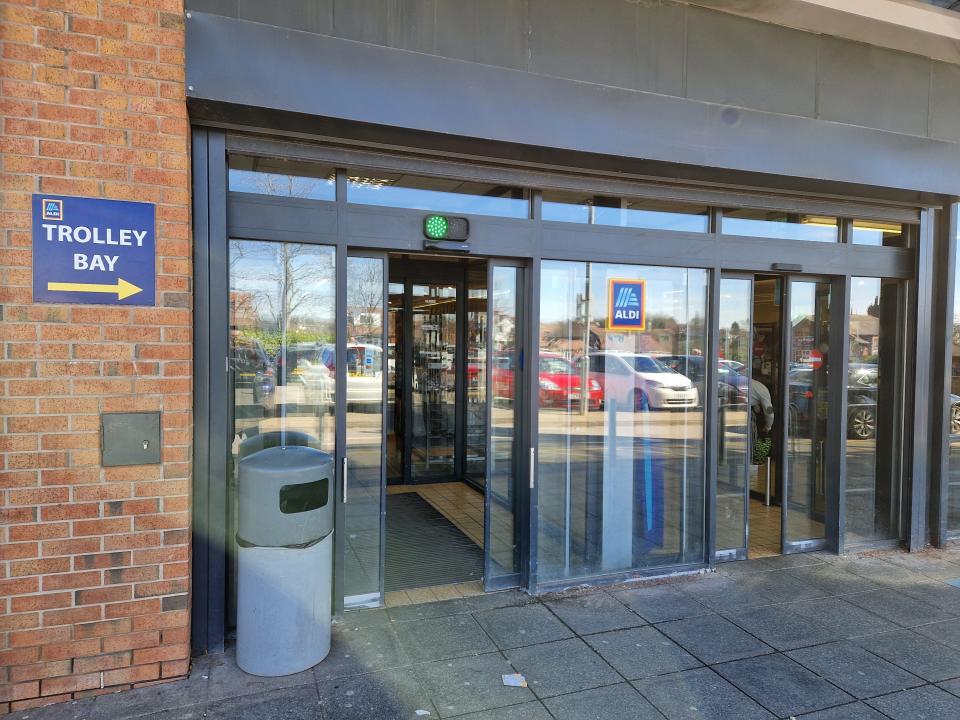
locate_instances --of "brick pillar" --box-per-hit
[0,0,191,711]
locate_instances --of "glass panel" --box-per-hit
[386,282,404,482]
[347,170,528,218]
[489,266,521,581]
[851,220,906,247]
[466,267,488,480]
[951,223,960,530]
[537,261,708,582]
[716,278,752,555]
[411,282,458,479]
[785,279,831,545]
[723,210,839,243]
[344,256,386,604]
[228,240,336,622]
[228,155,335,200]
[845,277,902,544]
[542,191,709,233]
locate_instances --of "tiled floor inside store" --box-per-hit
[17,546,960,720]
[748,497,782,558]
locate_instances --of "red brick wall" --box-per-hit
[0,0,191,712]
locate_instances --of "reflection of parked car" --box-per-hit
[659,354,748,406]
[274,342,383,410]
[538,353,601,410]
[494,352,601,409]
[586,352,698,410]
[786,363,960,440]
[231,337,274,403]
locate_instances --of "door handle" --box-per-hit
[529,447,535,490]
[342,457,348,503]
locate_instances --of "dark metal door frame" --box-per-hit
[193,131,929,655]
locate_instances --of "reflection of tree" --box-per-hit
[230,241,335,355]
[347,259,383,343]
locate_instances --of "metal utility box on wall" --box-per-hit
[101,412,162,467]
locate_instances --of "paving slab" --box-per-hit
[334,607,393,630]
[464,590,534,613]
[656,614,774,665]
[393,613,497,662]
[135,708,206,720]
[865,684,960,719]
[712,653,853,718]
[841,588,954,627]
[794,702,889,719]
[207,649,315,702]
[782,596,897,638]
[313,624,412,682]
[855,629,960,682]
[583,626,702,680]
[676,575,780,612]
[543,682,664,720]
[634,667,775,720]
[474,604,573,650]
[787,640,924,699]
[205,685,321,720]
[724,604,838,651]
[911,617,960,651]
[896,580,960,614]
[453,701,553,720]
[317,666,436,720]
[504,637,622,699]
[610,584,712,623]
[414,651,536,718]
[785,564,880,596]
[88,657,211,719]
[544,591,644,635]
[386,598,473,623]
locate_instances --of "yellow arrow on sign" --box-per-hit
[47,278,142,300]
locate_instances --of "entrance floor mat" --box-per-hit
[385,492,483,592]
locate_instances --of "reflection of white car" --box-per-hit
[279,343,383,410]
[588,352,699,410]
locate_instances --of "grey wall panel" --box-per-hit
[529,0,641,90]
[930,62,960,144]
[186,13,960,195]
[434,0,527,70]
[227,194,339,243]
[685,7,818,118]
[640,1,687,97]
[817,37,931,136]
[237,0,331,35]
[332,0,391,45]
[388,0,435,55]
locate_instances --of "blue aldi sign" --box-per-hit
[32,194,155,306]
[607,279,646,331]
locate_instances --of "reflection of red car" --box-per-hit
[493,352,601,409]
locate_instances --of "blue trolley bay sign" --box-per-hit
[32,194,156,306]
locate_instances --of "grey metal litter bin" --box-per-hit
[235,445,333,676]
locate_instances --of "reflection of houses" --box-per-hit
[849,314,879,361]
[539,316,692,358]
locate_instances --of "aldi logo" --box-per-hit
[607,279,646,331]
[42,199,63,222]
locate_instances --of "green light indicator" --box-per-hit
[424,214,448,240]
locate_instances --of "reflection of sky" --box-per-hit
[348,182,527,218]
[539,260,706,326]
[542,202,708,233]
[850,277,881,315]
[228,169,335,200]
[718,278,751,328]
[230,241,335,327]
[723,217,837,242]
